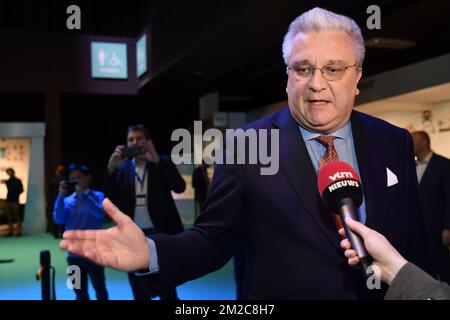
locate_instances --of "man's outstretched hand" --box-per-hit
[59,198,150,272]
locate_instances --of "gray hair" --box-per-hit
[282,7,365,67]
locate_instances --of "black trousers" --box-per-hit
[5,202,21,234]
[67,257,109,300]
[127,227,179,300]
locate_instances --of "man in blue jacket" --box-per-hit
[54,163,108,300]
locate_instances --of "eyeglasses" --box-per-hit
[287,63,358,81]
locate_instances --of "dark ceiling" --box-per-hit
[1,0,449,113]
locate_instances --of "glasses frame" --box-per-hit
[287,63,358,81]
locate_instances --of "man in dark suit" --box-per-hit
[412,130,450,284]
[61,7,435,299]
[106,124,185,300]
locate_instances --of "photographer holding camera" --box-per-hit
[106,124,185,300]
[53,163,108,300]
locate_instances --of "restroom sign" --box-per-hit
[91,42,128,79]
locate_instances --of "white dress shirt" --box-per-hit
[416,152,433,184]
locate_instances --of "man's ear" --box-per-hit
[356,67,363,83]
[355,67,363,95]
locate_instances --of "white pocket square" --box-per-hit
[386,167,398,187]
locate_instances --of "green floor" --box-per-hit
[0,232,236,300]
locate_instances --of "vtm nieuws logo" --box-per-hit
[329,171,354,181]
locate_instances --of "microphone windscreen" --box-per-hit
[317,161,363,210]
[40,250,50,268]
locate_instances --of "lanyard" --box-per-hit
[135,165,148,192]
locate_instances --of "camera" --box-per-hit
[59,180,77,195]
[123,146,145,158]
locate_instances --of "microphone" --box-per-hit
[36,250,50,300]
[317,161,372,272]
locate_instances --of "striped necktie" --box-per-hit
[315,135,344,230]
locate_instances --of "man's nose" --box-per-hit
[307,69,327,92]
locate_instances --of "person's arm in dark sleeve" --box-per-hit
[403,131,437,277]
[138,160,244,292]
[157,155,186,193]
[105,166,122,204]
[385,262,450,300]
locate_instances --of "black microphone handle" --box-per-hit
[337,198,373,273]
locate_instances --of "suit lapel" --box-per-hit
[128,160,136,209]
[350,111,387,228]
[146,162,161,228]
[146,162,156,202]
[273,108,342,251]
[418,153,435,187]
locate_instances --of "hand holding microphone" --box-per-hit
[338,217,408,285]
[317,161,373,272]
